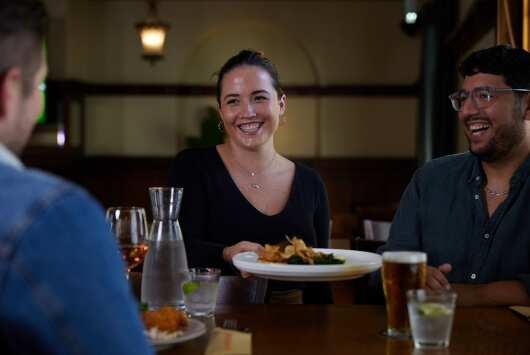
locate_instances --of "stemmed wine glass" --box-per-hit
[106,206,149,279]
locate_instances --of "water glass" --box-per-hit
[180,268,221,317]
[407,290,457,349]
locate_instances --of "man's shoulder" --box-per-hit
[419,152,475,174]
[1,164,78,195]
[0,165,100,222]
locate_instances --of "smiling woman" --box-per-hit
[181,19,320,157]
[167,49,334,305]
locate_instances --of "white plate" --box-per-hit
[148,318,206,350]
[232,248,382,281]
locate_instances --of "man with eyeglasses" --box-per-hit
[369,44,530,306]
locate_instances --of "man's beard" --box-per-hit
[469,108,526,162]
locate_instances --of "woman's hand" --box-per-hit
[223,241,264,280]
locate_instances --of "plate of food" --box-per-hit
[141,306,206,350]
[232,236,382,281]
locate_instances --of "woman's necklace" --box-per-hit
[483,184,509,196]
[229,147,277,189]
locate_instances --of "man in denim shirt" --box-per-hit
[369,45,530,306]
[0,1,152,353]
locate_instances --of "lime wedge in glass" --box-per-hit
[182,281,199,295]
[418,302,453,317]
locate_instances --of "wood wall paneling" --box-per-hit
[21,151,415,237]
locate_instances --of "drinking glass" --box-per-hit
[106,206,149,279]
[180,268,221,317]
[407,290,457,349]
[381,251,427,338]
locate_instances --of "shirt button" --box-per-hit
[475,176,480,181]
[484,233,490,239]
[471,274,476,280]
[475,194,480,199]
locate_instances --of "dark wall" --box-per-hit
[22,148,415,231]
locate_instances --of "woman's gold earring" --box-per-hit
[218,121,226,133]
[280,115,286,125]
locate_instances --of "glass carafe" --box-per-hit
[141,187,188,310]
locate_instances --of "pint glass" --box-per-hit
[381,251,427,338]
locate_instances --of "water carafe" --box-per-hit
[141,187,188,310]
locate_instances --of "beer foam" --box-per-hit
[382,251,427,263]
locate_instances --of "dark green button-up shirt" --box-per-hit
[369,152,530,301]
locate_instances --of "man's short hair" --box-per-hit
[458,44,530,90]
[0,0,47,96]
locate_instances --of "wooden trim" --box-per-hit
[522,0,530,52]
[21,154,416,220]
[497,0,522,46]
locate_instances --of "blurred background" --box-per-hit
[24,0,526,238]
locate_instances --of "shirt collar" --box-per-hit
[0,143,24,171]
[469,154,483,185]
[512,154,530,183]
[468,153,530,186]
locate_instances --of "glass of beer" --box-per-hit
[381,251,427,338]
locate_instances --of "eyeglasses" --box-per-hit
[448,87,530,112]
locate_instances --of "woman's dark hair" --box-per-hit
[215,49,284,105]
[458,44,530,89]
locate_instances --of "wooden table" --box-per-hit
[157,304,529,354]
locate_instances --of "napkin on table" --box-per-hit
[509,306,530,321]
[205,327,252,355]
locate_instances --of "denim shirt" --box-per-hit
[369,152,530,301]
[0,155,152,354]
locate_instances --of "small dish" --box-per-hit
[148,318,206,350]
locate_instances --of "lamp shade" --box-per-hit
[137,1,169,64]
[139,26,167,56]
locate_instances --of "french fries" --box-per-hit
[258,236,344,265]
